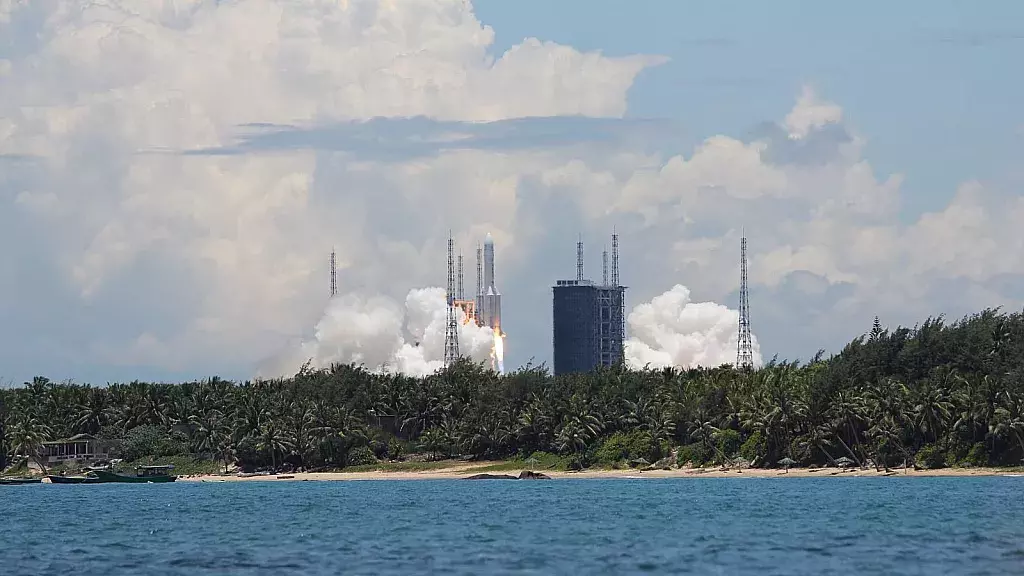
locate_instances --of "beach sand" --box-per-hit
[181,463,1024,483]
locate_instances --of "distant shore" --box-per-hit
[180,464,1024,483]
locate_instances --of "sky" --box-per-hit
[1,0,1022,385]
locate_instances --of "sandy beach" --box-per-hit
[181,463,1024,483]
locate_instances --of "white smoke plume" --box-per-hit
[625,285,762,370]
[262,287,495,378]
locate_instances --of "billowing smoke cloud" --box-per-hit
[625,285,762,369]
[262,287,495,377]
[267,282,762,377]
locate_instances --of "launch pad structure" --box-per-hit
[444,231,505,372]
[552,232,626,376]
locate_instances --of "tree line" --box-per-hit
[2,308,1024,473]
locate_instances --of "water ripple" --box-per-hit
[2,477,1023,575]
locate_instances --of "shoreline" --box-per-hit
[180,464,1024,483]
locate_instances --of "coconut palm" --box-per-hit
[9,412,51,473]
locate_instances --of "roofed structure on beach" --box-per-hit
[40,433,116,465]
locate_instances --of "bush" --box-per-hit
[717,429,742,459]
[677,443,713,467]
[593,430,664,465]
[915,444,946,469]
[120,425,187,462]
[523,451,572,471]
[963,443,988,467]
[346,445,378,467]
[388,438,405,461]
[739,430,765,462]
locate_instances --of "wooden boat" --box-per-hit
[91,465,177,483]
[47,473,103,484]
[0,477,42,485]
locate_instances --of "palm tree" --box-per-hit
[0,392,10,471]
[687,411,731,465]
[256,422,292,471]
[555,394,603,465]
[827,389,866,465]
[74,388,109,436]
[10,412,52,473]
[992,390,1024,463]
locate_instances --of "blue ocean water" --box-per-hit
[2,477,1023,575]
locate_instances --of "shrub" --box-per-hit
[915,444,946,469]
[717,429,742,459]
[593,430,663,465]
[346,445,378,467]
[677,443,712,467]
[388,438,405,461]
[120,425,186,462]
[739,430,765,462]
[963,443,988,467]
[523,451,572,471]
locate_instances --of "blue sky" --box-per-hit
[475,0,1024,215]
[1,0,1022,385]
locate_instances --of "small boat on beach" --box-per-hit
[0,477,42,485]
[91,465,177,483]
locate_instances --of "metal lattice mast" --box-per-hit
[457,252,464,300]
[602,248,609,286]
[475,244,483,326]
[330,248,337,298]
[612,230,624,359]
[576,235,584,282]
[444,232,460,367]
[737,231,753,369]
[611,231,620,286]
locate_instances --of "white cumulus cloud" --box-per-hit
[625,285,761,370]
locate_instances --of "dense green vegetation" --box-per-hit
[3,309,1024,474]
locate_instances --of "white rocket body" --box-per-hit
[477,233,502,333]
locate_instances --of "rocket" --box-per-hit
[477,233,502,333]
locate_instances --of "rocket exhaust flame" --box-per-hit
[492,328,505,374]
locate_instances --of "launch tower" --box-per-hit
[736,231,753,369]
[552,232,625,375]
[443,232,460,367]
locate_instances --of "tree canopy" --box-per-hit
[3,308,1024,472]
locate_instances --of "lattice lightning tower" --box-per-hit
[611,231,620,287]
[330,248,337,298]
[736,232,753,369]
[576,236,584,282]
[457,252,465,300]
[611,230,624,356]
[444,232,461,367]
[475,244,483,325]
[602,248,609,286]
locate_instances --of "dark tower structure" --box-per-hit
[736,231,753,369]
[553,232,626,375]
[329,248,337,298]
[611,230,624,362]
[444,232,460,367]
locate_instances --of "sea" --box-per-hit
[2,477,1022,575]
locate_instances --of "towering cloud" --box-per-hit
[625,285,762,370]
[0,0,663,377]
